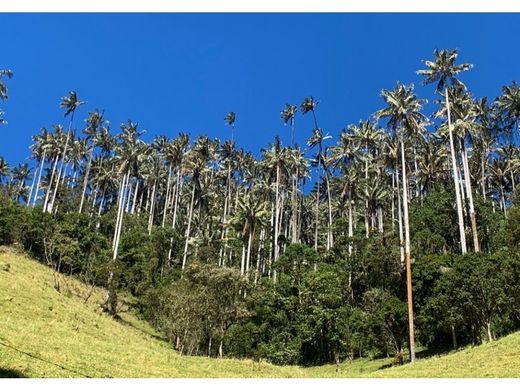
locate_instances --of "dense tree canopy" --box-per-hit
[1,49,520,366]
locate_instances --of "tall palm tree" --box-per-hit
[231,194,269,276]
[11,163,31,203]
[78,110,105,213]
[0,157,10,184]
[494,81,520,140]
[281,103,298,146]
[349,120,384,237]
[376,82,428,363]
[48,91,85,212]
[225,112,236,142]
[330,129,359,253]
[300,96,319,129]
[307,128,333,251]
[0,69,13,124]
[104,121,145,315]
[435,86,481,252]
[418,48,473,254]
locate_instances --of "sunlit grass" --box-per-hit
[1,247,519,378]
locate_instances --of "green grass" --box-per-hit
[1,246,519,378]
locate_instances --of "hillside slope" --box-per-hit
[1,247,519,378]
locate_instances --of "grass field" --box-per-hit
[1,246,519,378]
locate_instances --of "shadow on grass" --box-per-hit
[114,316,170,344]
[0,367,26,378]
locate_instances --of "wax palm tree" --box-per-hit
[307,128,333,251]
[330,129,359,251]
[349,120,384,237]
[435,86,480,252]
[231,193,269,276]
[28,127,52,206]
[488,158,511,217]
[494,81,520,139]
[300,96,319,129]
[104,121,145,315]
[181,136,213,271]
[11,163,31,203]
[0,157,10,184]
[418,48,473,254]
[281,103,298,146]
[0,69,13,124]
[48,91,85,212]
[473,97,496,198]
[376,82,428,363]
[417,135,449,193]
[225,112,236,141]
[217,140,237,264]
[496,144,519,194]
[78,110,106,213]
[260,136,291,276]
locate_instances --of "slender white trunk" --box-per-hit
[44,155,59,211]
[325,171,333,249]
[49,123,73,213]
[396,164,405,266]
[274,164,280,262]
[445,89,467,254]
[78,148,94,213]
[27,166,38,207]
[32,150,47,207]
[181,184,196,271]
[246,229,253,275]
[365,154,370,238]
[401,139,415,363]
[162,164,173,227]
[314,165,320,251]
[348,191,353,256]
[130,180,139,214]
[460,140,480,252]
[147,180,157,235]
[240,243,246,276]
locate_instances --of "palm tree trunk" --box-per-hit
[274,163,280,263]
[49,118,74,213]
[246,228,254,275]
[240,242,246,275]
[181,184,196,271]
[481,149,487,199]
[218,164,231,266]
[104,169,129,315]
[32,150,47,207]
[167,169,183,265]
[365,153,370,238]
[78,147,94,213]
[348,190,353,256]
[130,179,139,214]
[162,164,173,227]
[396,164,405,265]
[27,166,38,207]
[314,165,321,251]
[147,179,157,235]
[445,88,467,254]
[43,155,59,211]
[400,139,416,363]
[460,139,480,252]
[391,172,396,232]
[325,170,333,249]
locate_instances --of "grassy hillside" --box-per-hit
[1,247,519,378]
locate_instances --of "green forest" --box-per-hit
[1,48,520,368]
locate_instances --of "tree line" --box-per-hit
[1,48,520,365]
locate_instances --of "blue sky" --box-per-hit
[0,13,519,168]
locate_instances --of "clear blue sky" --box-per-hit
[0,13,519,167]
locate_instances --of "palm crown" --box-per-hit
[417,48,473,93]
